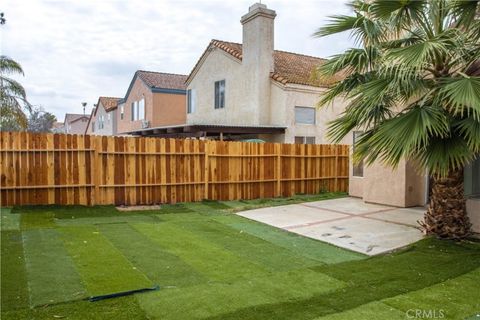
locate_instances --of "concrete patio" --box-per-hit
[236,197,425,255]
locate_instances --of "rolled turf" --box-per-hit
[98,223,206,287]
[23,229,86,306]
[211,214,365,264]
[0,230,29,311]
[174,219,322,271]
[132,222,269,282]
[58,225,153,297]
[136,269,344,320]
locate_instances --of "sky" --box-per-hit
[1,0,354,121]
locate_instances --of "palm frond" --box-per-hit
[437,76,480,119]
[0,55,24,76]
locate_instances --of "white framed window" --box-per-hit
[353,131,364,177]
[294,136,315,144]
[187,89,196,114]
[107,113,111,122]
[214,80,225,109]
[295,106,316,124]
[138,98,145,120]
[120,105,124,120]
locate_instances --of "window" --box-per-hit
[107,113,111,122]
[138,98,145,120]
[465,156,480,197]
[130,100,144,121]
[353,131,364,177]
[120,105,124,120]
[98,115,104,130]
[294,136,315,144]
[187,89,196,113]
[92,122,95,133]
[295,107,316,124]
[214,80,225,109]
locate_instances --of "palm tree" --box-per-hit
[315,0,479,239]
[0,55,31,130]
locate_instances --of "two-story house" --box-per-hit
[132,3,346,142]
[117,70,188,135]
[63,113,89,134]
[85,96,120,135]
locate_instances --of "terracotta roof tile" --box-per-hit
[188,40,341,87]
[98,96,121,112]
[137,70,187,90]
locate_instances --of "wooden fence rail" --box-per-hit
[0,132,349,206]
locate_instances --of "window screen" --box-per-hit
[353,131,364,177]
[295,107,316,124]
[214,80,225,109]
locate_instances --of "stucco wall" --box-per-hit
[152,92,186,127]
[117,77,186,134]
[66,117,88,134]
[467,198,480,234]
[86,102,116,135]
[187,48,254,125]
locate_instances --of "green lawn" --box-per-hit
[1,192,479,320]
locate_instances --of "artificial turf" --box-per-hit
[1,192,480,320]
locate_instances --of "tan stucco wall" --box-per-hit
[117,77,185,134]
[467,198,480,234]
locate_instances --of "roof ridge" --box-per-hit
[99,96,121,99]
[211,39,326,60]
[137,70,187,77]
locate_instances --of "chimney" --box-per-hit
[240,3,276,125]
[241,3,276,72]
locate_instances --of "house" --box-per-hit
[131,3,346,142]
[50,121,64,133]
[85,97,121,135]
[63,113,89,134]
[117,70,188,135]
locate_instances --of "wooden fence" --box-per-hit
[0,132,349,206]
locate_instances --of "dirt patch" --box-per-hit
[116,205,162,212]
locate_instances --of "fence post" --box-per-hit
[91,136,101,205]
[334,145,339,192]
[275,143,281,197]
[204,140,209,200]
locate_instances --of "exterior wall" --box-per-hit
[86,102,117,135]
[65,117,89,134]
[117,77,186,134]
[277,83,349,144]
[467,198,480,234]
[187,48,254,125]
[152,92,186,127]
[349,158,426,207]
[117,77,154,134]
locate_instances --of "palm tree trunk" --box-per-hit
[421,169,471,239]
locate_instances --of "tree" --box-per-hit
[1,12,31,131]
[27,107,57,133]
[315,0,479,239]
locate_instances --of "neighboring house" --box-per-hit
[63,113,89,134]
[51,121,64,133]
[85,97,121,135]
[131,3,346,142]
[117,70,187,135]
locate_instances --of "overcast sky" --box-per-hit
[1,0,353,121]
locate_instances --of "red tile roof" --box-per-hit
[99,96,121,112]
[187,40,341,87]
[137,70,187,90]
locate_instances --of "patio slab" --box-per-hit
[236,197,425,256]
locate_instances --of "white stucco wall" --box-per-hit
[88,102,117,135]
[187,48,256,126]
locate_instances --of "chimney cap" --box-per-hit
[241,2,276,25]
